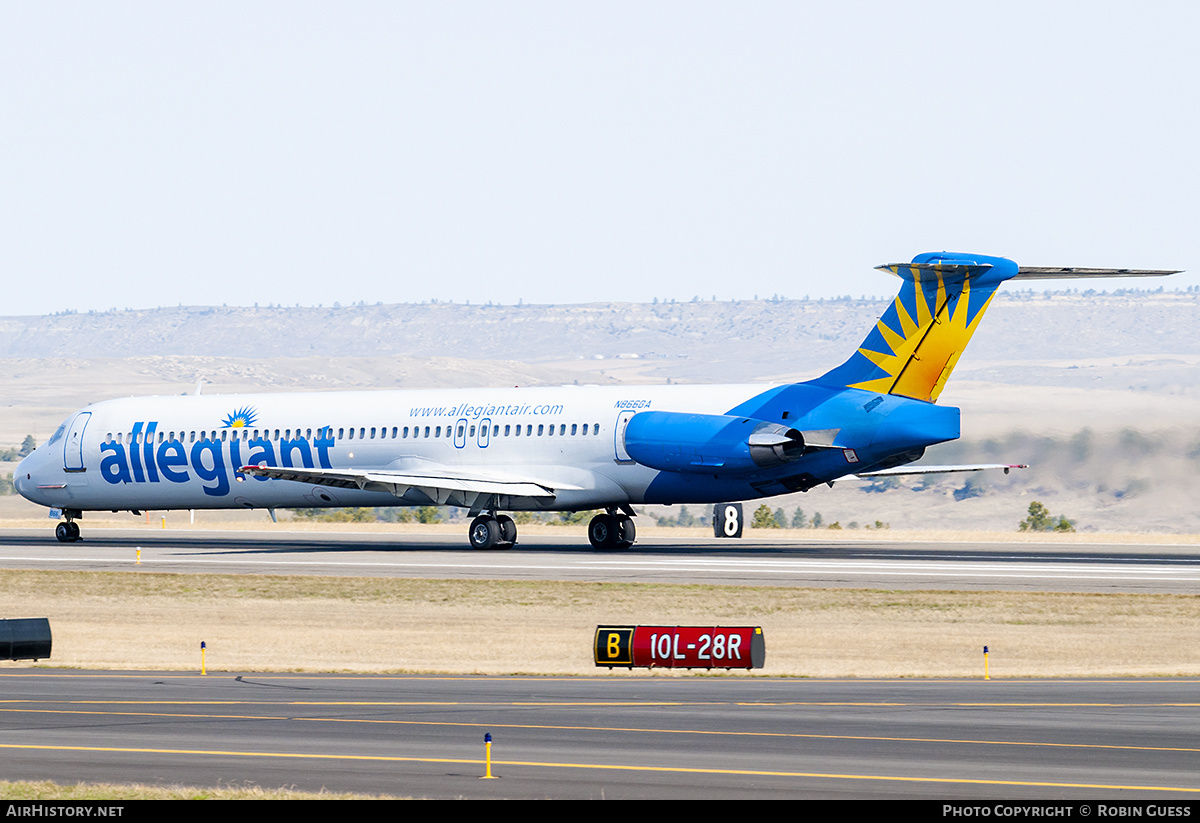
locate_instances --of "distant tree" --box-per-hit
[1054,516,1076,533]
[555,510,592,526]
[811,512,824,529]
[1019,501,1076,532]
[414,506,442,524]
[751,504,780,529]
[791,508,807,529]
[290,507,374,522]
[19,435,35,457]
[773,508,786,529]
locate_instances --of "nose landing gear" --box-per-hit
[55,519,81,543]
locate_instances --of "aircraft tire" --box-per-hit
[588,513,621,550]
[67,521,80,541]
[615,515,635,549]
[55,523,72,543]
[469,515,502,550]
[496,514,517,546]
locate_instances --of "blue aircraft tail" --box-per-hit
[812,252,1018,403]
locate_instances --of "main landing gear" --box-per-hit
[468,513,517,550]
[587,510,635,550]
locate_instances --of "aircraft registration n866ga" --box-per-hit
[15,252,1176,549]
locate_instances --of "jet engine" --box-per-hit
[622,411,807,475]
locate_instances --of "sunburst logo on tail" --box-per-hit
[221,406,258,428]
[848,266,995,402]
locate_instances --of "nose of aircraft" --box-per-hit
[14,447,54,506]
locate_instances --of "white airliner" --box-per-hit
[14,252,1175,549]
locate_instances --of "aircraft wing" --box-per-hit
[855,463,1028,478]
[239,464,561,504]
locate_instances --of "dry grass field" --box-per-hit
[3,566,1198,678]
[0,780,391,800]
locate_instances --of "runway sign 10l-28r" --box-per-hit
[594,625,764,670]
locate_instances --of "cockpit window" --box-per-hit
[46,422,68,447]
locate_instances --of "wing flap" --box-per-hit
[239,465,560,499]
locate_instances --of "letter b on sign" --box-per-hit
[713,503,743,538]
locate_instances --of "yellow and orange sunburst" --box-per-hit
[221,406,258,428]
[849,267,994,403]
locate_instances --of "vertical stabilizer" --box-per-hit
[813,252,1017,403]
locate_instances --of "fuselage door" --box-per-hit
[613,410,636,464]
[63,412,91,472]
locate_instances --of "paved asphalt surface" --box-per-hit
[2,528,1199,799]
[1,528,1199,593]
[1,671,1199,799]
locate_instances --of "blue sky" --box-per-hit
[3,2,1196,316]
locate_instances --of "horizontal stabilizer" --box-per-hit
[855,463,1028,479]
[875,262,993,279]
[1013,267,1179,280]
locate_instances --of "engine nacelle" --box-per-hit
[623,411,806,475]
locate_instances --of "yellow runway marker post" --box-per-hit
[200,641,206,676]
[983,645,990,680]
[482,732,498,779]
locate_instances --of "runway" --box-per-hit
[3,529,1199,798]
[1,670,1198,799]
[0,528,1198,592]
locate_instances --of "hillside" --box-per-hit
[0,290,1197,532]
